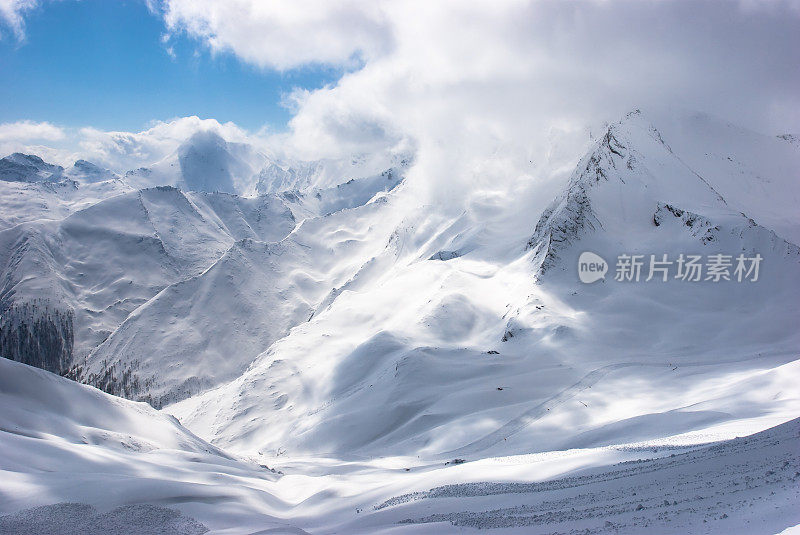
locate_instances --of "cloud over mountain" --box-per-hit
[156,0,800,209]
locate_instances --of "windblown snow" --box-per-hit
[0,111,798,534]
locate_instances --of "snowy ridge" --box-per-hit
[527,111,742,276]
[0,159,408,406]
[0,187,295,379]
[0,153,65,183]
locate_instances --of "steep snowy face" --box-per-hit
[168,111,800,461]
[528,110,800,276]
[0,153,65,183]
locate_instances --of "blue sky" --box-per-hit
[0,0,341,132]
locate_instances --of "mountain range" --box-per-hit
[0,110,798,534]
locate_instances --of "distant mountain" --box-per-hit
[0,154,132,231]
[66,160,119,183]
[121,130,266,193]
[0,153,64,183]
[254,160,324,195]
[0,155,407,406]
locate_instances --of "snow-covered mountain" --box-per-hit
[120,130,267,193]
[0,110,798,534]
[0,187,288,373]
[75,175,404,407]
[0,150,408,407]
[120,127,411,197]
[0,153,65,183]
[161,111,799,465]
[66,159,120,183]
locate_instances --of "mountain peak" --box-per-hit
[0,152,64,183]
[176,130,237,194]
[67,159,119,183]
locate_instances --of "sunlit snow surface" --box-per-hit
[1,111,799,533]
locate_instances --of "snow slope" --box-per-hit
[0,186,296,376]
[1,358,798,534]
[82,183,403,407]
[0,357,304,534]
[168,111,800,464]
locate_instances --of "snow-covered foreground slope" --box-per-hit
[353,416,800,534]
[0,357,302,534]
[1,358,798,534]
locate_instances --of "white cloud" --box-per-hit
[0,120,65,142]
[161,0,392,70]
[4,1,799,208]
[77,116,258,171]
[153,0,800,208]
[0,0,38,40]
[0,120,71,163]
